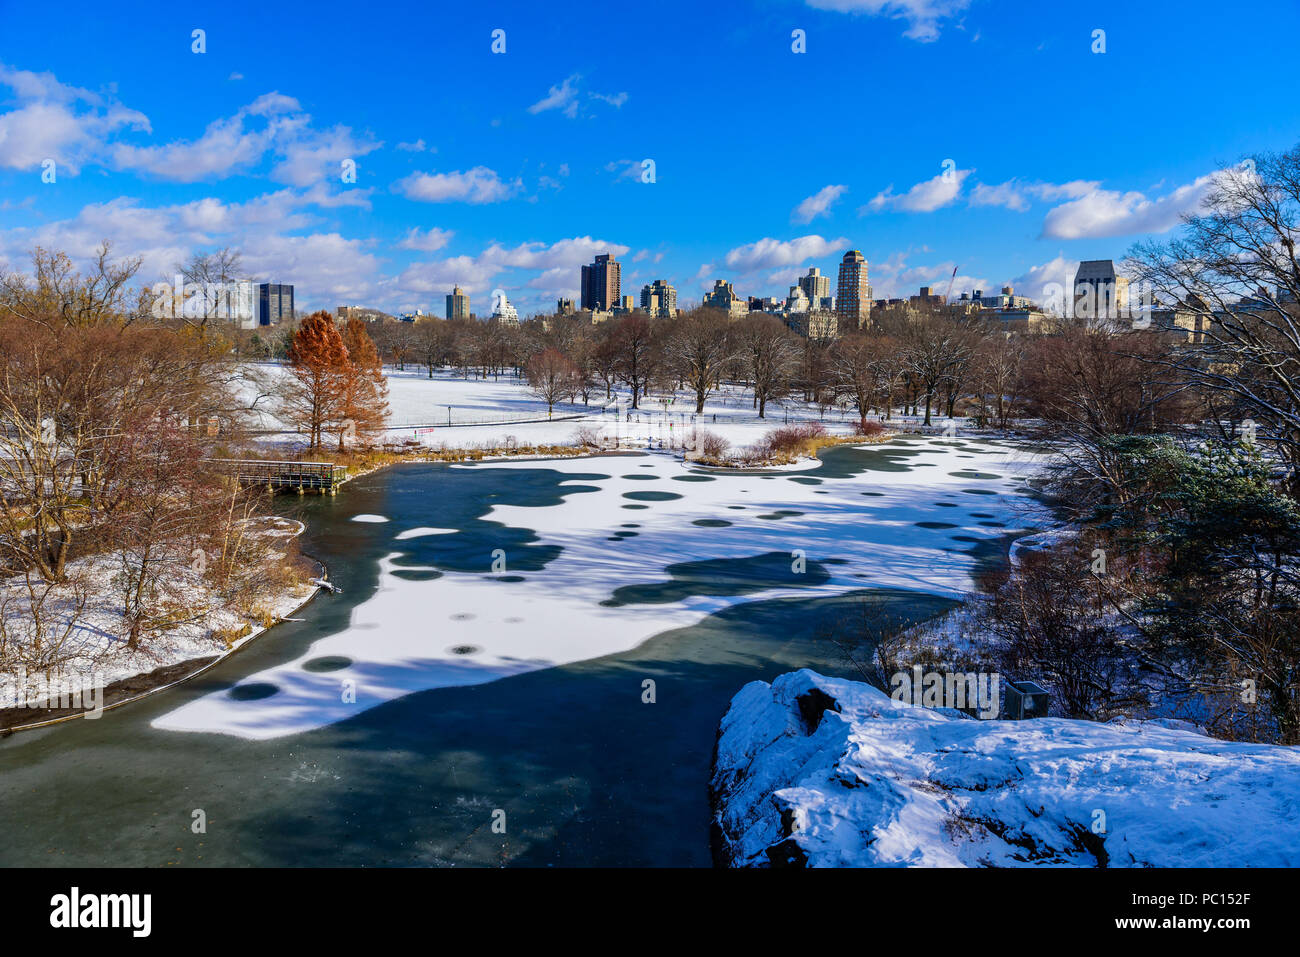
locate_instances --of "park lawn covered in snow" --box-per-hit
[154,435,1047,739]
[242,362,884,453]
[711,668,1300,868]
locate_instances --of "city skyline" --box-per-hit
[2,0,1298,318]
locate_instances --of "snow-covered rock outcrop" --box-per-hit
[711,669,1300,867]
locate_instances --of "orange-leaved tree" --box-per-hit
[337,317,390,449]
[281,311,349,450]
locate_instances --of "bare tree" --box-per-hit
[611,315,661,409]
[899,311,975,425]
[1128,146,1300,486]
[412,316,451,377]
[969,333,1026,429]
[173,247,246,327]
[667,309,734,414]
[0,244,147,328]
[525,348,580,416]
[740,316,801,418]
[834,333,899,427]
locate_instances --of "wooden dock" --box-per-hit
[212,459,349,495]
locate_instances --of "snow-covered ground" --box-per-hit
[243,362,905,452]
[154,436,1045,739]
[712,669,1300,867]
[0,518,316,716]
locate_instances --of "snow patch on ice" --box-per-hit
[394,527,457,539]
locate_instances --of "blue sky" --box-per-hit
[2,0,1298,317]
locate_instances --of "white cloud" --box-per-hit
[605,159,646,181]
[397,227,454,252]
[525,266,580,298]
[1040,174,1216,239]
[0,188,382,309]
[0,63,98,103]
[109,92,379,186]
[969,178,1098,212]
[241,232,382,303]
[297,181,373,210]
[245,92,300,116]
[864,168,971,213]
[396,139,428,152]
[479,236,630,271]
[0,63,149,174]
[271,122,382,188]
[714,235,849,284]
[395,256,498,297]
[394,167,521,204]
[112,111,278,181]
[528,75,582,117]
[1007,255,1076,300]
[792,184,848,223]
[805,0,972,42]
[528,75,628,119]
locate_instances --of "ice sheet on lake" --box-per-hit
[154,438,1046,740]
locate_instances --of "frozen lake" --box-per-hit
[0,437,1048,866]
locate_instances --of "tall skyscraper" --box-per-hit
[256,283,294,326]
[640,279,677,318]
[446,285,470,320]
[580,253,621,311]
[835,250,870,329]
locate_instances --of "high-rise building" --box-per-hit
[491,293,519,325]
[446,285,470,320]
[799,267,831,311]
[581,254,621,311]
[557,298,575,315]
[640,279,677,318]
[835,251,870,329]
[256,283,294,326]
[1073,260,1129,320]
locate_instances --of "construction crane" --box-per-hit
[944,266,959,304]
